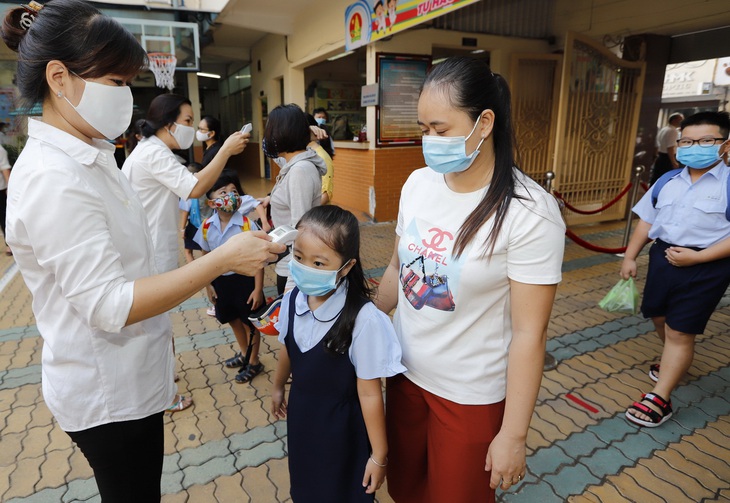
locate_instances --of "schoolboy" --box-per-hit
[621,111,730,427]
[194,171,265,383]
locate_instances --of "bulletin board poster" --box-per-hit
[376,54,430,146]
[345,0,480,51]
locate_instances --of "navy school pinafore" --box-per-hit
[284,287,374,503]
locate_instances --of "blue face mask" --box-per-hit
[315,117,326,126]
[288,259,348,296]
[676,144,722,169]
[422,118,485,174]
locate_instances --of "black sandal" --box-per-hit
[224,352,248,368]
[235,363,264,384]
[625,392,673,427]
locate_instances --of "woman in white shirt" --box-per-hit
[375,57,565,503]
[122,94,248,274]
[0,1,284,501]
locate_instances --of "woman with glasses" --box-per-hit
[621,111,730,428]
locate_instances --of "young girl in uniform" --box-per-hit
[271,205,406,502]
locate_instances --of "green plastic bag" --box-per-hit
[598,278,639,314]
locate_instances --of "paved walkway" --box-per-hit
[1,219,729,502]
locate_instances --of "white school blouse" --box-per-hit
[122,135,198,273]
[5,119,176,432]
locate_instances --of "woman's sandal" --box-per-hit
[649,364,660,382]
[625,392,673,427]
[224,352,248,369]
[167,394,193,413]
[235,362,264,384]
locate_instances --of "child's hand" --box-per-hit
[666,246,702,267]
[362,457,386,494]
[270,388,287,420]
[248,290,264,310]
[619,258,636,280]
[206,285,217,304]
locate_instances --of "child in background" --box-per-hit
[179,162,209,264]
[271,205,406,502]
[194,171,266,383]
[621,111,730,427]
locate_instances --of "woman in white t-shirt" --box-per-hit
[0,1,284,499]
[375,57,566,503]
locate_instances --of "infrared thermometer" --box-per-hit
[240,123,252,134]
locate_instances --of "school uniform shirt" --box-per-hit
[5,119,175,432]
[393,167,565,405]
[275,282,407,380]
[633,164,730,248]
[122,135,199,273]
[0,145,11,190]
[193,211,259,275]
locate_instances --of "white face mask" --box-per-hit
[195,130,211,142]
[167,122,195,150]
[64,74,133,140]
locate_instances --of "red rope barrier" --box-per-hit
[554,183,633,215]
[565,229,627,254]
[640,182,650,192]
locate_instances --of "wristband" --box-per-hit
[369,456,388,467]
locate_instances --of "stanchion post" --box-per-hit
[545,171,555,193]
[621,165,645,250]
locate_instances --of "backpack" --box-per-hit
[201,215,251,242]
[188,197,213,229]
[651,168,730,220]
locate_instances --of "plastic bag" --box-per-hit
[598,278,639,314]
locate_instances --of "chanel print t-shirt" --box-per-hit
[393,167,565,405]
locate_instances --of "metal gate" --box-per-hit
[512,34,646,225]
[551,32,646,225]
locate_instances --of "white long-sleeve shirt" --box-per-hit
[6,119,175,432]
[122,135,198,273]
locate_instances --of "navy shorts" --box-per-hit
[641,239,730,334]
[183,223,201,251]
[211,273,256,327]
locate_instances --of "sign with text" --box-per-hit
[376,54,431,146]
[345,0,480,51]
[361,84,380,106]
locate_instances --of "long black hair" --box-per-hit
[1,0,147,111]
[296,205,372,354]
[422,57,523,257]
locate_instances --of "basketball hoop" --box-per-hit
[147,52,177,91]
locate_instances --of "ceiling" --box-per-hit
[202,0,315,65]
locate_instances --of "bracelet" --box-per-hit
[369,455,388,467]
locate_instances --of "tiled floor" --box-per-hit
[1,212,729,502]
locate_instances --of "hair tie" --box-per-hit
[19,1,43,31]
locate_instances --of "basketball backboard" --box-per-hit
[117,17,200,71]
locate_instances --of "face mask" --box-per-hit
[677,144,722,169]
[167,123,195,150]
[315,117,326,126]
[210,192,240,213]
[196,130,211,142]
[288,259,348,297]
[422,118,485,174]
[64,74,133,140]
[262,138,279,159]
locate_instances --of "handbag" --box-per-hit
[399,256,455,311]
